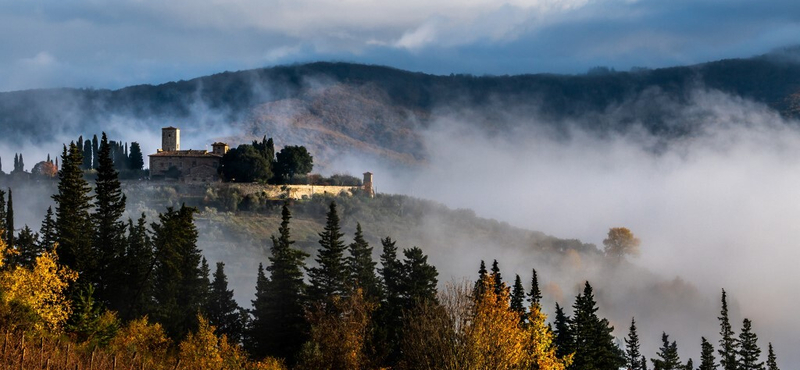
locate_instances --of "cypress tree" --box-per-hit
[121,214,154,321]
[205,262,244,344]
[510,274,526,316]
[128,142,144,171]
[528,267,542,306]
[651,332,681,370]
[92,134,99,169]
[13,154,17,172]
[248,263,270,355]
[38,206,56,251]
[569,281,625,370]
[766,343,778,370]
[53,142,94,274]
[699,337,718,370]
[0,190,5,239]
[400,246,438,305]
[490,259,503,295]
[686,359,694,370]
[5,188,13,250]
[346,223,381,301]
[83,139,93,170]
[718,289,739,370]
[92,132,128,311]
[474,260,487,298]
[150,205,205,339]
[307,201,348,305]
[626,318,644,370]
[250,203,309,363]
[737,319,764,370]
[553,302,574,359]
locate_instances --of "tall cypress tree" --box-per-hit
[346,223,381,301]
[307,201,348,305]
[528,267,542,307]
[510,274,526,316]
[766,343,778,370]
[128,142,145,171]
[250,203,309,363]
[0,190,6,238]
[82,139,93,170]
[92,134,99,169]
[737,319,763,370]
[718,290,739,370]
[92,132,128,311]
[554,302,574,359]
[5,188,13,250]
[150,205,205,339]
[699,337,718,370]
[626,318,644,370]
[38,206,57,251]
[53,142,94,274]
[205,262,244,344]
[569,281,625,370]
[651,332,681,370]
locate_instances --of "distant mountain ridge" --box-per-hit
[2,51,799,168]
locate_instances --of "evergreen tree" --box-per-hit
[205,261,244,344]
[400,246,438,305]
[699,337,718,370]
[686,359,695,370]
[652,332,681,370]
[626,318,644,370]
[569,281,625,370]
[553,302,574,359]
[121,214,154,321]
[53,142,94,274]
[38,206,57,251]
[83,139,93,170]
[375,236,404,365]
[150,205,206,339]
[718,289,739,370]
[737,319,764,370]
[13,154,17,172]
[5,188,13,250]
[307,201,348,305]
[766,343,778,370]
[92,132,128,311]
[0,190,6,239]
[346,223,381,301]
[128,142,144,171]
[529,267,542,306]
[510,274,526,316]
[490,259,504,295]
[92,134,99,169]
[474,260,488,298]
[13,226,41,268]
[0,155,2,173]
[250,203,309,363]
[200,257,212,309]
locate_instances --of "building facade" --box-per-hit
[149,127,228,182]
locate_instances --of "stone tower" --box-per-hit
[162,127,180,152]
[363,172,374,198]
[211,142,229,156]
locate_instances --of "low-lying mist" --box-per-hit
[332,88,799,366]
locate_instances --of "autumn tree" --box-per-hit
[603,227,641,259]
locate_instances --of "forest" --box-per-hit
[0,132,783,369]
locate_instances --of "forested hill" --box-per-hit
[2,48,800,167]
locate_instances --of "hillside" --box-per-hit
[2,50,800,170]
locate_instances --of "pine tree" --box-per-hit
[307,201,348,305]
[699,337,718,370]
[569,281,625,370]
[490,259,504,295]
[53,142,94,274]
[250,203,309,363]
[121,214,154,321]
[205,262,244,344]
[766,343,779,370]
[150,205,206,339]
[718,289,739,370]
[92,132,128,311]
[400,246,438,305]
[474,260,488,298]
[5,188,13,250]
[652,332,681,370]
[38,206,57,251]
[626,318,644,370]
[13,226,41,268]
[737,319,764,370]
[128,142,145,171]
[529,267,543,307]
[346,223,381,301]
[553,302,574,359]
[686,359,695,370]
[375,236,404,365]
[510,274,526,316]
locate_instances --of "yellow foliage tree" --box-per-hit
[179,315,249,370]
[109,316,172,368]
[603,227,641,259]
[466,275,528,369]
[524,304,573,370]
[0,244,77,330]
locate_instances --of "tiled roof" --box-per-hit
[149,150,221,157]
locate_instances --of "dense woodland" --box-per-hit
[0,135,784,369]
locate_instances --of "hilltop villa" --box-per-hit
[148,127,228,182]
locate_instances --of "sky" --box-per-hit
[2,0,800,92]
